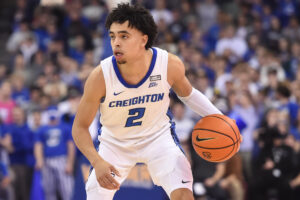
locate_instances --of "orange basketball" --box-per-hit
[192,114,241,162]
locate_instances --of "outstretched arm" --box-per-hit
[72,65,120,190]
[167,53,222,116]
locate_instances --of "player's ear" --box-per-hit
[141,34,148,48]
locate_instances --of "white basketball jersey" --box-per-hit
[99,47,172,147]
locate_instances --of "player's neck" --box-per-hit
[118,49,153,81]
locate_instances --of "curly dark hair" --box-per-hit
[105,3,157,49]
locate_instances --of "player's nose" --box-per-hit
[112,37,121,47]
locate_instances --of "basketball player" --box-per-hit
[72,3,222,200]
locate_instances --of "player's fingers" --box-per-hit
[98,176,114,190]
[110,166,121,177]
[97,178,106,188]
[106,174,120,189]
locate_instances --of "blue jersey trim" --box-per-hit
[112,48,157,88]
[166,109,185,154]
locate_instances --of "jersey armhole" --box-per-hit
[99,60,110,104]
[162,50,171,89]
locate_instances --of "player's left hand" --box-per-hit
[94,158,121,190]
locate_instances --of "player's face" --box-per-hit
[109,21,148,64]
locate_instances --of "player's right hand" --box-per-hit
[94,159,121,190]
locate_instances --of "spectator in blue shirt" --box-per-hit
[34,110,75,200]
[4,106,34,200]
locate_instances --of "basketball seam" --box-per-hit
[193,142,236,162]
[193,140,239,150]
[208,115,239,142]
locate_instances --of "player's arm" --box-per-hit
[72,66,120,190]
[72,66,104,167]
[167,53,222,116]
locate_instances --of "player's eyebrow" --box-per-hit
[109,30,130,35]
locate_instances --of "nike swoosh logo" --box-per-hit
[113,91,124,96]
[182,180,191,184]
[196,136,215,142]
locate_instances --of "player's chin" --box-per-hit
[117,59,127,64]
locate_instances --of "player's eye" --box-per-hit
[122,35,128,39]
[110,35,115,40]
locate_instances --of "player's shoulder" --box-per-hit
[83,63,106,98]
[167,52,185,75]
[87,64,104,82]
[167,53,184,66]
[152,47,184,71]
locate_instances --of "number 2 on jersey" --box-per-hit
[125,108,145,127]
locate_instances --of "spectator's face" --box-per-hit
[109,21,149,65]
[12,107,25,124]
[278,111,289,133]
[17,0,26,9]
[279,38,289,51]
[263,5,271,15]
[33,112,41,126]
[271,17,280,30]
[294,84,300,103]
[11,76,24,91]
[191,52,203,65]
[249,35,259,48]
[69,10,80,21]
[284,135,296,148]
[238,15,247,26]
[46,23,57,34]
[297,67,300,81]
[84,51,94,65]
[34,51,44,65]
[30,89,41,101]
[196,76,209,91]
[268,73,278,88]
[291,43,300,56]
[266,109,278,127]
[75,35,84,50]
[213,59,226,72]
[237,92,252,107]
[40,96,51,109]
[0,65,7,79]
[182,2,190,13]
[44,62,55,75]
[226,26,235,38]
[0,82,12,98]
[156,0,166,9]
[228,92,238,108]
[15,54,25,69]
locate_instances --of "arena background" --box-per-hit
[0,0,299,200]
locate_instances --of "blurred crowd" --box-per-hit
[0,0,300,200]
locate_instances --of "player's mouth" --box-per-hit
[114,51,124,60]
